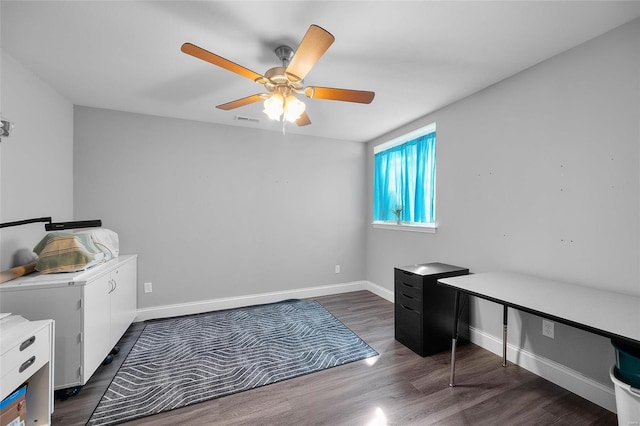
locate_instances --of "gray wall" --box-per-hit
[73,107,367,309]
[366,19,640,385]
[0,51,74,269]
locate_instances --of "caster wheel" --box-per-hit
[55,386,82,400]
[102,353,114,365]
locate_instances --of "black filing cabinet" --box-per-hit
[394,262,470,356]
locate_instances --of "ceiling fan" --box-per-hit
[181,24,375,127]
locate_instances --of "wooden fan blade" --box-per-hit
[304,86,375,104]
[296,111,311,126]
[181,43,267,84]
[285,25,335,82]
[216,94,268,110]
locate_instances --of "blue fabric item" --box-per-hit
[373,132,436,224]
[0,384,27,410]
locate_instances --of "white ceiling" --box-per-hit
[2,1,640,142]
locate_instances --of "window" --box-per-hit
[373,123,436,232]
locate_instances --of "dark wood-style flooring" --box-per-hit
[52,291,617,425]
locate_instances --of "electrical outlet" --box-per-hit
[542,319,554,338]
[335,265,341,274]
[144,282,153,293]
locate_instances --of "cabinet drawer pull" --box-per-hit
[19,356,36,373]
[19,336,36,351]
[401,304,414,312]
[401,293,414,299]
[401,282,415,288]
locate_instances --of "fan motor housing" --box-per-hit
[263,66,303,93]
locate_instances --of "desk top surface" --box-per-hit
[395,262,468,276]
[438,272,640,343]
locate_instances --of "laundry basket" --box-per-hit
[611,367,640,425]
[613,340,640,389]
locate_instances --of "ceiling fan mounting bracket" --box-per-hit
[274,45,295,66]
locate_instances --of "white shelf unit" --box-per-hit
[1,315,54,425]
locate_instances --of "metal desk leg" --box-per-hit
[449,290,461,387]
[502,305,508,367]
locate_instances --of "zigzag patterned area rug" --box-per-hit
[87,299,378,425]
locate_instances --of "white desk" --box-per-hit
[438,272,640,386]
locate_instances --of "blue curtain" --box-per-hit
[373,132,436,224]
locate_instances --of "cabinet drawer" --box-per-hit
[395,302,422,353]
[396,291,422,313]
[1,326,49,378]
[395,269,423,287]
[395,274,422,300]
[1,326,49,394]
[396,297,422,319]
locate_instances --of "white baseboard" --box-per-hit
[365,280,394,303]
[136,280,378,322]
[469,326,616,413]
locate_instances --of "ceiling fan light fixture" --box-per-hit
[263,91,306,123]
[283,95,305,122]
[263,93,284,120]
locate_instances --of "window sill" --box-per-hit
[372,222,437,234]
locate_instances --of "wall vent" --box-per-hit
[234,115,260,123]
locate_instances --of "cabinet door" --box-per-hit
[109,258,137,348]
[83,273,112,384]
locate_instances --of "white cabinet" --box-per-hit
[0,255,137,390]
[0,315,54,425]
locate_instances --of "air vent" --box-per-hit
[234,115,260,123]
